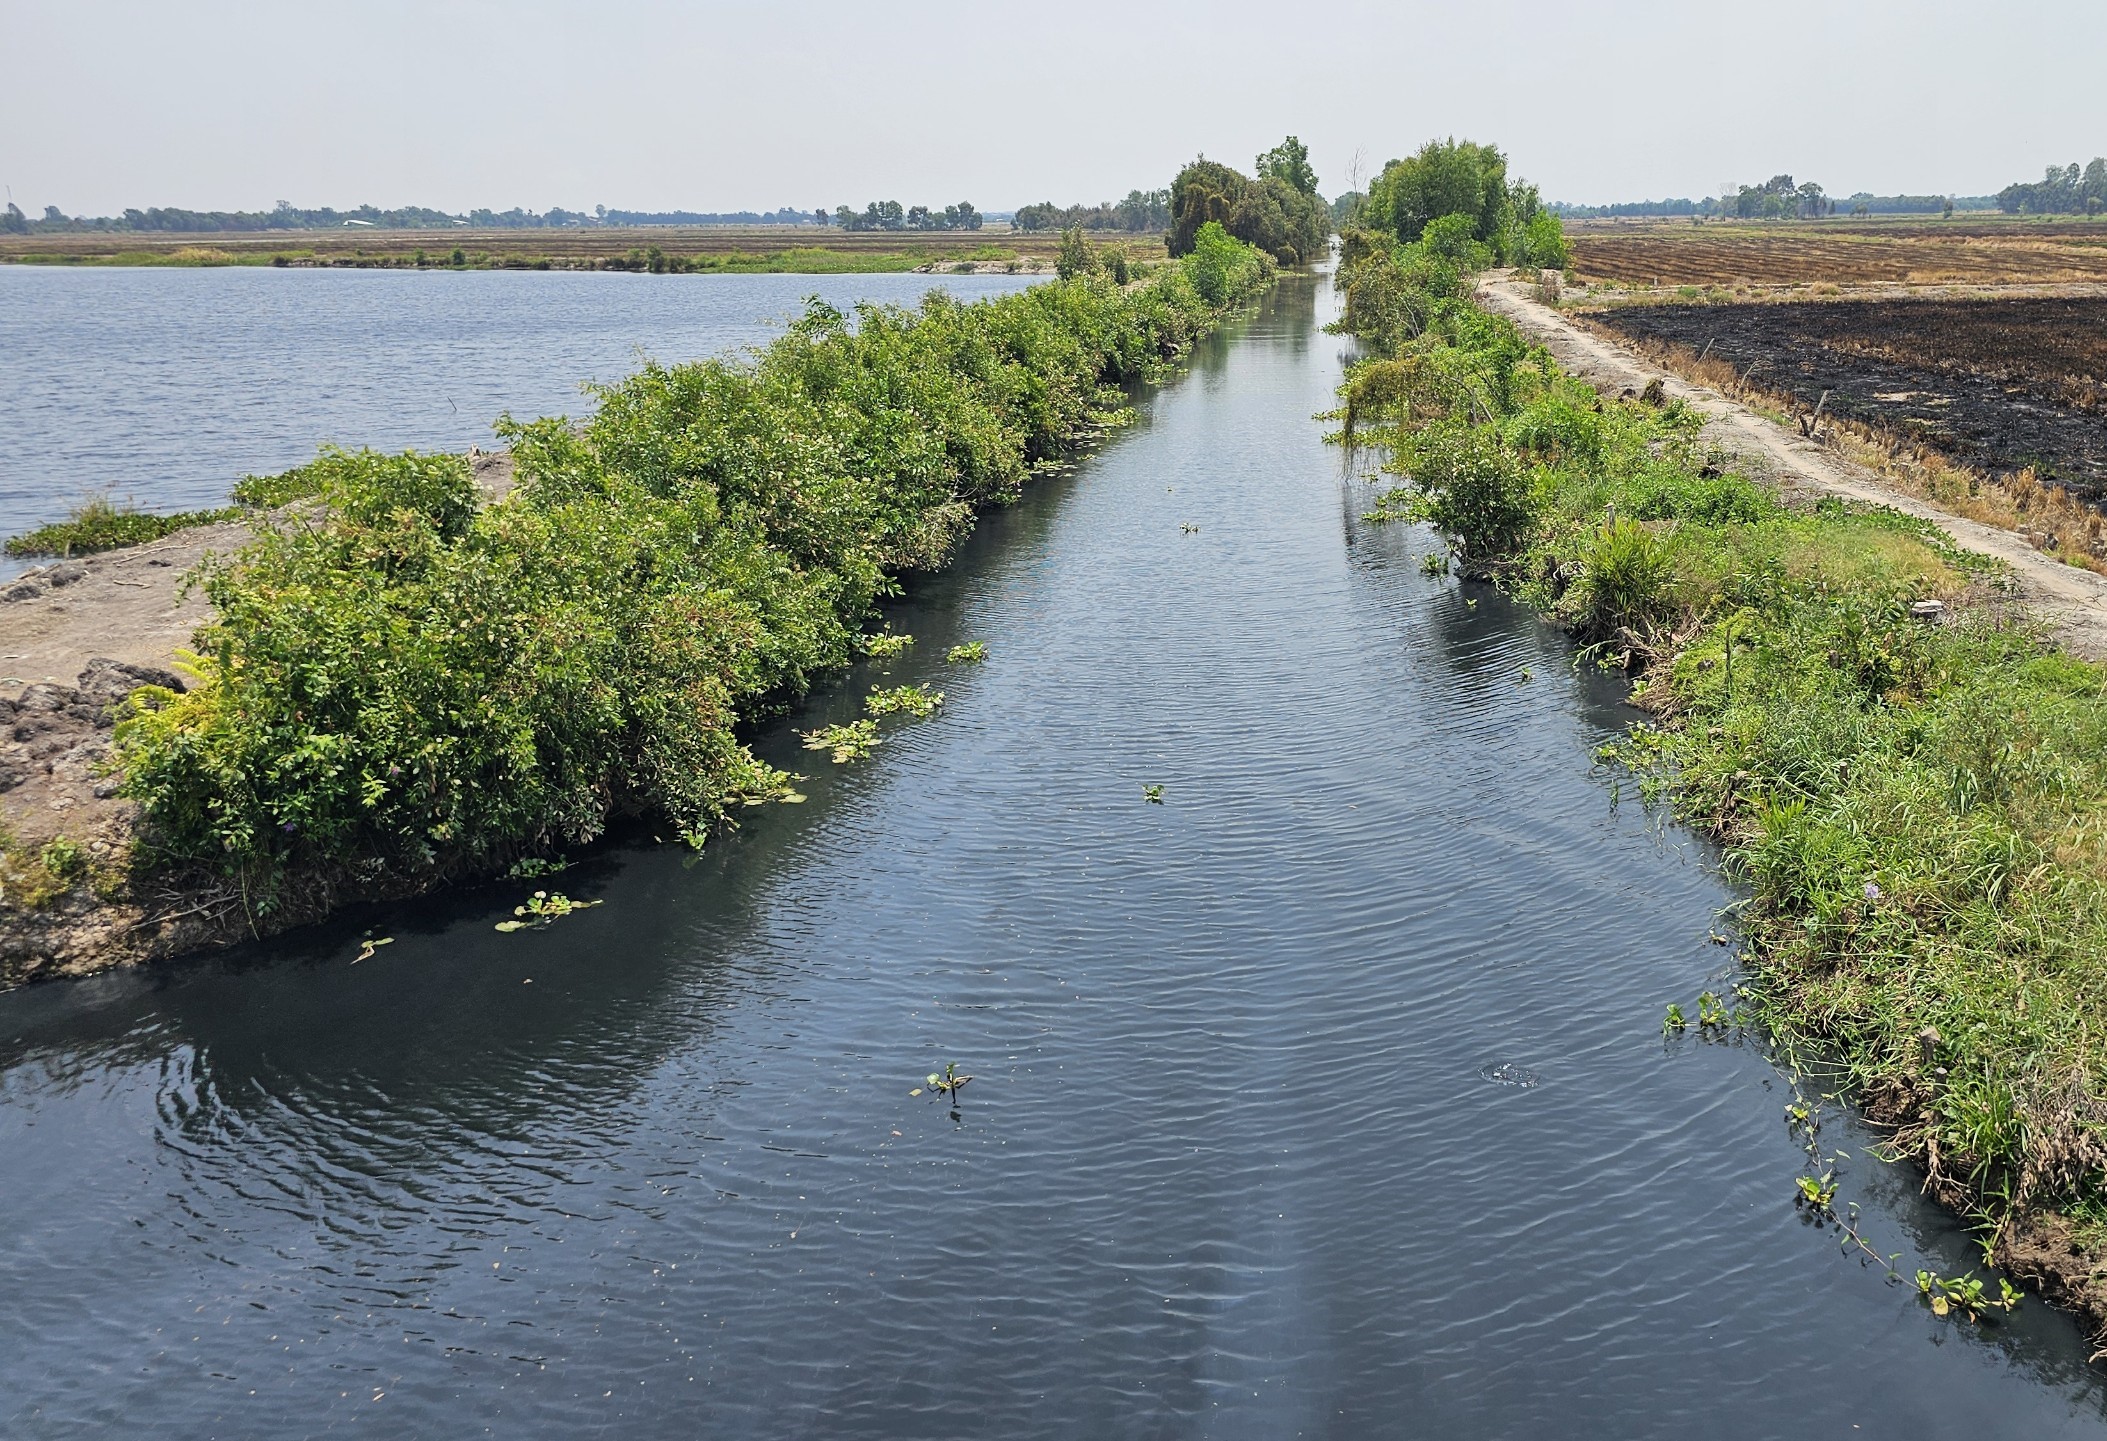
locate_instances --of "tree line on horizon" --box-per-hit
[1997,159,2107,216]
[0,200,835,235]
[828,201,983,232]
[1014,191,1172,233]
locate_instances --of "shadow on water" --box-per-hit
[7,267,2107,1437]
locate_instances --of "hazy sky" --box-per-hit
[5,0,2102,215]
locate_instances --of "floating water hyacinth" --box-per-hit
[944,642,987,664]
[802,719,882,764]
[862,630,915,658]
[864,684,943,720]
[494,891,603,932]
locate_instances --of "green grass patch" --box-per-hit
[5,498,239,557]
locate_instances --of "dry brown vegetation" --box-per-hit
[1567,216,2107,288]
[0,225,1167,270]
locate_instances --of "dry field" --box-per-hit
[1593,297,2107,500]
[0,226,1166,269]
[1567,217,2107,288]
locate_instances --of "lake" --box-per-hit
[0,266,1041,570]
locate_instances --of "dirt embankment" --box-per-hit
[0,450,514,987]
[1476,276,2107,661]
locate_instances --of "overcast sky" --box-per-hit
[4,0,2101,216]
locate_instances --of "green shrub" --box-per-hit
[1572,517,1677,638]
[116,241,1275,904]
[38,836,84,881]
[1183,221,1269,305]
[1403,420,1538,564]
[1055,227,1096,281]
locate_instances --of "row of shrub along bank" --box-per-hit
[1330,212,2107,1322]
[108,225,1273,923]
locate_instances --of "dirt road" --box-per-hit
[1477,276,2107,659]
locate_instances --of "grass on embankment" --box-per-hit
[5,457,377,558]
[5,497,240,558]
[88,224,1272,936]
[1333,223,2107,1316]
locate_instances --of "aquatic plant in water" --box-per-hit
[863,630,915,658]
[494,890,603,932]
[802,720,882,764]
[1143,784,1166,803]
[865,684,943,720]
[1916,1270,2023,1321]
[910,1062,973,1099]
[944,642,987,664]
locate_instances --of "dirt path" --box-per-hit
[1477,276,2107,660]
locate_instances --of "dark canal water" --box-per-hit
[0,266,1040,572]
[5,273,2107,1437]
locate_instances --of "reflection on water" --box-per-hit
[5,275,2107,1438]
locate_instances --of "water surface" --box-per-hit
[4,274,2107,1438]
[0,266,1039,567]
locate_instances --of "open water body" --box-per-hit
[0,266,1041,571]
[6,274,2107,1437]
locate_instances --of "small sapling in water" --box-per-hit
[910,1062,973,1100]
[1662,1003,1687,1033]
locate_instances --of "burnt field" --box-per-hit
[1567,218,2107,287]
[1593,296,2107,497]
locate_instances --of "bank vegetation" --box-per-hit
[1,228,1274,979]
[1332,147,2107,1331]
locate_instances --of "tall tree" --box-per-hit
[1257,135,1319,197]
